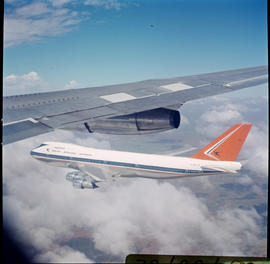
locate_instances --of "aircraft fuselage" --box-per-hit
[30,142,241,180]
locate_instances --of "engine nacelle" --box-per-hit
[66,171,99,189]
[66,171,81,182]
[84,108,180,135]
[72,179,98,189]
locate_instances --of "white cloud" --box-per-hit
[3,72,49,95]
[180,113,189,125]
[4,0,127,48]
[35,246,94,263]
[49,0,74,7]
[2,90,267,261]
[240,124,268,178]
[237,174,254,185]
[3,167,263,259]
[64,80,81,89]
[84,0,122,10]
[194,98,268,179]
[200,108,242,124]
[4,2,82,48]
[3,128,266,261]
[15,2,52,17]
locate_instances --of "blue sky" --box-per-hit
[4,0,268,95]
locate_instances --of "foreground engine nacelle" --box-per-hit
[66,171,81,182]
[73,179,98,189]
[84,108,180,135]
[66,171,99,189]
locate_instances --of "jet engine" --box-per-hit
[66,171,81,182]
[73,179,98,189]
[84,108,180,135]
[66,171,99,189]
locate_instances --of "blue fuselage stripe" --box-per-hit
[30,151,219,175]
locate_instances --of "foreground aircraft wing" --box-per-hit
[3,66,268,145]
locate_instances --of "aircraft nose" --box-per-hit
[30,143,45,157]
[30,149,38,157]
[30,146,40,155]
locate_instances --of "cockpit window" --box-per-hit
[38,144,47,147]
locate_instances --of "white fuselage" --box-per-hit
[30,142,242,180]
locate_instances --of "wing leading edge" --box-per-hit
[3,66,268,145]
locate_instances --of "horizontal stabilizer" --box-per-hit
[201,166,238,174]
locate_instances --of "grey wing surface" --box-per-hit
[3,66,268,145]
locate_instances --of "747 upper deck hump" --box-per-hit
[31,124,252,189]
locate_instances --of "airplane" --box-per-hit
[30,123,252,189]
[3,66,267,145]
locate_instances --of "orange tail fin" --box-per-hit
[191,124,252,161]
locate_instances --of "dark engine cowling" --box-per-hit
[66,172,99,189]
[84,108,180,135]
[73,179,97,189]
[66,171,81,182]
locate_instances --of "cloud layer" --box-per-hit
[84,0,123,10]
[4,1,83,48]
[64,80,81,89]
[3,151,263,261]
[3,92,268,262]
[193,96,268,178]
[4,72,83,95]
[4,0,124,48]
[3,72,49,95]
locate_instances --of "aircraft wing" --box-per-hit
[66,164,104,183]
[3,66,268,145]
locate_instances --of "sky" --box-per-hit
[3,0,268,263]
[3,0,267,95]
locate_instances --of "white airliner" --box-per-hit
[31,124,252,189]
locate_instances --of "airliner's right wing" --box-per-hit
[3,66,268,145]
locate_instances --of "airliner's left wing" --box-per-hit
[3,66,268,145]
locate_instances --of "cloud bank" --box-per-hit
[3,93,268,262]
[193,97,268,179]
[4,1,83,48]
[4,0,125,48]
[3,72,268,262]
[3,153,263,261]
[84,0,123,10]
[64,80,81,89]
[3,72,49,95]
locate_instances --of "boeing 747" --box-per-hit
[31,123,252,189]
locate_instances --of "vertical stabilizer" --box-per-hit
[191,124,252,161]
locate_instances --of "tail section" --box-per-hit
[191,124,252,161]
